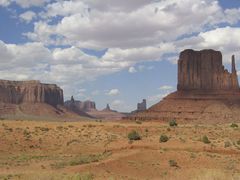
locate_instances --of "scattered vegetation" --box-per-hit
[159,134,169,143]
[128,130,141,141]
[169,160,178,167]
[202,135,211,144]
[230,123,238,128]
[52,152,111,169]
[237,140,240,145]
[66,139,80,146]
[135,120,142,124]
[169,119,178,127]
[224,141,231,148]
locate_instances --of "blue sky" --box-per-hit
[0,0,240,112]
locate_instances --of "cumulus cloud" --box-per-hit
[26,0,237,49]
[159,85,173,90]
[107,89,120,96]
[148,92,169,105]
[110,100,124,109]
[174,26,240,63]
[0,0,11,6]
[128,67,137,73]
[19,11,36,23]
[14,0,50,8]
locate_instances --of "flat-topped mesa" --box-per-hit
[177,49,239,91]
[0,80,64,107]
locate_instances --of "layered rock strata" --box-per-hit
[0,80,63,107]
[178,49,239,91]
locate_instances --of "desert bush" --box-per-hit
[202,135,211,144]
[128,130,141,141]
[159,134,169,143]
[237,140,240,145]
[224,141,231,148]
[169,160,178,167]
[230,123,238,128]
[67,139,80,146]
[135,120,142,124]
[169,119,178,127]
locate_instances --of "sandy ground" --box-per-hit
[0,119,240,180]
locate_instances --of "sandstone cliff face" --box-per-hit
[177,49,239,91]
[0,80,63,107]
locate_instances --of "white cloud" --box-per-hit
[14,0,50,8]
[148,93,169,105]
[174,26,240,64]
[0,0,11,6]
[111,100,124,109]
[26,0,236,49]
[128,67,137,73]
[107,89,120,96]
[19,11,36,23]
[159,85,173,90]
[91,90,100,96]
[42,1,88,18]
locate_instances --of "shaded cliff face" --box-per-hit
[177,49,239,91]
[0,80,63,107]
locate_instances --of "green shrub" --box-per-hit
[169,160,178,167]
[224,141,231,148]
[135,120,142,124]
[202,135,211,144]
[230,123,238,128]
[237,140,240,145]
[159,134,169,143]
[128,130,141,141]
[169,119,178,127]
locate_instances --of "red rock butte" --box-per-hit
[0,80,73,118]
[178,49,239,91]
[129,49,240,123]
[0,80,63,107]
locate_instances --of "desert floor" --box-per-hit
[0,119,240,180]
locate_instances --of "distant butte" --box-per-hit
[128,49,240,123]
[0,80,78,119]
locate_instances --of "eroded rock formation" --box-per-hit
[0,80,83,119]
[0,80,63,107]
[64,96,96,112]
[137,99,147,111]
[178,49,239,91]
[65,97,126,120]
[128,49,240,123]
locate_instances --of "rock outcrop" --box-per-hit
[0,80,63,107]
[64,96,96,112]
[178,49,239,91]
[64,96,95,117]
[128,49,240,123]
[137,99,147,111]
[104,104,111,111]
[0,79,84,120]
[65,97,126,120]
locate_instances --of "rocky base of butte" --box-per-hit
[128,49,240,123]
